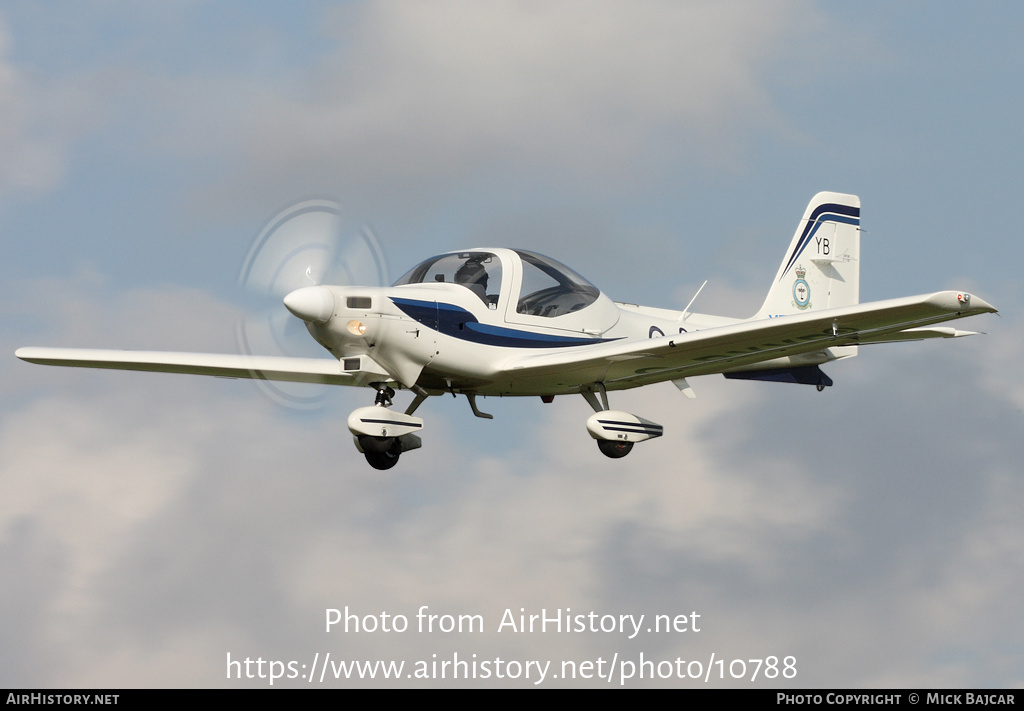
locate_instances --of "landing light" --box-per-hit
[347,320,368,336]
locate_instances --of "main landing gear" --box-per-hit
[347,385,425,470]
[582,385,663,459]
[349,382,665,467]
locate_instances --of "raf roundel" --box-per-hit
[792,266,810,309]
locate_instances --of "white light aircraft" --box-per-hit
[17,193,996,469]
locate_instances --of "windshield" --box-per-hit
[515,250,600,318]
[393,251,502,307]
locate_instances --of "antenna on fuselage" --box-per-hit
[680,280,707,323]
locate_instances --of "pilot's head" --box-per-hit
[455,260,488,288]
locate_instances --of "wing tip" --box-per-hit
[15,347,43,363]
[927,291,997,315]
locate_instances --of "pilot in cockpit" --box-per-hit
[455,258,490,305]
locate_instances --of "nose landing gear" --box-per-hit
[348,384,424,470]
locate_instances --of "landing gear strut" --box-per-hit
[374,385,396,406]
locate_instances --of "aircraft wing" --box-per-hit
[500,291,997,389]
[14,348,368,386]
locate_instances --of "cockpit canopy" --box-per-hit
[394,251,503,307]
[393,249,600,318]
[514,250,600,317]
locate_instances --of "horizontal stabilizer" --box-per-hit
[857,326,984,344]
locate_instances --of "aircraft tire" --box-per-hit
[360,435,396,455]
[597,439,633,459]
[364,448,401,470]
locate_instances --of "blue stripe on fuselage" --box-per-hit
[391,297,617,348]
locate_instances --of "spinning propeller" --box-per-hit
[237,199,388,408]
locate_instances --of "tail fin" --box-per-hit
[755,192,861,319]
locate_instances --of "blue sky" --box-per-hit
[1,1,1021,687]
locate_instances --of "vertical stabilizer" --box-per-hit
[755,192,861,319]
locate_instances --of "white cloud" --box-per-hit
[143,1,824,214]
[0,15,102,197]
[0,19,62,193]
